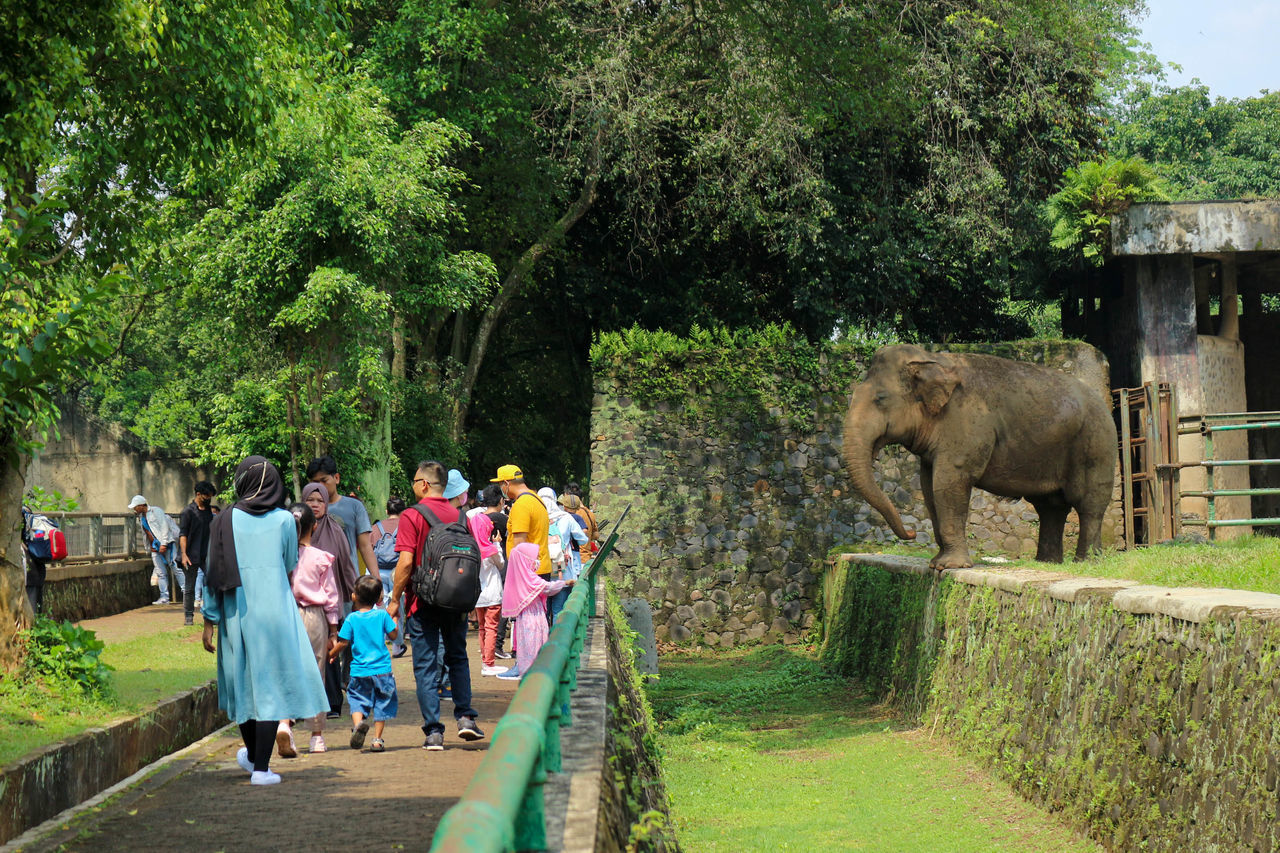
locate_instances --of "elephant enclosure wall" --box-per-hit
[822,554,1280,851]
[588,335,1123,645]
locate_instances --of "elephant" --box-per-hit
[841,344,1116,569]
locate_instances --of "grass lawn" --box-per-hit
[0,622,213,767]
[648,645,1099,853]
[838,535,1280,595]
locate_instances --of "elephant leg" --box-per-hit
[928,463,974,570]
[1029,496,1068,563]
[920,460,938,539]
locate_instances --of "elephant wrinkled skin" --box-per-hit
[841,344,1116,570]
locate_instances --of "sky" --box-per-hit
[1136,1,1280,99]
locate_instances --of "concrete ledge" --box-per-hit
[47,559,150,582]
[0,681,226,845]
[840,552,1280,625]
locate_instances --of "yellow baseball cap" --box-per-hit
[490,464,523,482]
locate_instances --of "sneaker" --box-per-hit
[194,598,203,609]
[325,710,341,719]
[350,720,369,750]
[370,738,385,752]
[236,747,253,774]
[423,731,444,751]
[250,770,281,786]
[392,645,407,658]
[494,650,513,660]
[276,725,297,758]
[309,735,327,753]
[457,718,485,741]
[184,615,194,626]
[437,684,452,698]
[151,598,169,606]
[481,664,506,676]
[496,667,521,681]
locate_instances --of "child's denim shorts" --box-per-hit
[346,672,398,720]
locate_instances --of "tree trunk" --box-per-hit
[0,454,35,671]
[285,389,302,497]
[392,312,406,381]
[449,163,601,440]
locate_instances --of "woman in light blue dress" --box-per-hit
[202,456,329,786]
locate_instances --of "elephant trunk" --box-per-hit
[843,398,916,541]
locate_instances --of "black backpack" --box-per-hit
[406,505,481,612]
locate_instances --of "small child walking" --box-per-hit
[498,542,573,681]
[328,575,398,751]
[469,512,506,676]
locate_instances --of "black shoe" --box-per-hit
[494,650,513,660]
[392,645,407,658]
[326,710,341,719]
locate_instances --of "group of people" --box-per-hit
[158,453,598,786]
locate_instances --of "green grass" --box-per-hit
[0,623,212,766]
[648,646,1099,852]
[839,534,1280,595]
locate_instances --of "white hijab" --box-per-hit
[538,487,568,525]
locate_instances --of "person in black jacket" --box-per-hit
[179,481,217,626]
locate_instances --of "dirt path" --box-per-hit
[27,611,516,853]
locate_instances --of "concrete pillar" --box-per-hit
[1219,257,1240,341]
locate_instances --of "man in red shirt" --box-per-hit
[388,460,484,750]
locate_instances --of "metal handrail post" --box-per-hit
[1205,428,1216,541]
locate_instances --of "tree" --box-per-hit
[1109,84,1280,199]
[0,0,334,668]
[100,73,493,503]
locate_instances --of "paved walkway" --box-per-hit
[19,605,520,853]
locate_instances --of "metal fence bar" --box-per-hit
[431,505,630,853]
[1183,488,1280,498]
[1184,517,1280,528]
[1203,421,1280,433]
[35,511,178,562]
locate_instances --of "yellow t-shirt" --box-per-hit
[507,491,551,576]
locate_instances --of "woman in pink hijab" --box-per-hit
[469,512,506,676]
[499,542,573,680]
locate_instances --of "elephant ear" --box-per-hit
[907,357,960,416]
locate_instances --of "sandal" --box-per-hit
[370,738,385,752]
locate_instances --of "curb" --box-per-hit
[0,681,226,845]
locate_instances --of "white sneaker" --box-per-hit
[275,724,297,758]
[310,735,327,753]
[250,770,281,786]
[236,747,253,774]
[481,665,506,676]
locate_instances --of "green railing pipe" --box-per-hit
[431,506,630,853]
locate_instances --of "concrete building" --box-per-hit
[1063,199,1280,535]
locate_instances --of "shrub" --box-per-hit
[22,617,114,697]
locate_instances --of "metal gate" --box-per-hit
[1114,383,1182,547]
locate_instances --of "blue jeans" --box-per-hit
[406,605,476,735]
[548,586,571,627]
[151,544,185,602]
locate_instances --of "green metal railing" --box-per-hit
[1176,413,1280,539]
[430,505,630,853]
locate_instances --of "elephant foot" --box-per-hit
[930,549,973,570]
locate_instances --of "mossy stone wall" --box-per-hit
[589,340,1119,646]
[821,554,1280,851]
[43,560,152,621]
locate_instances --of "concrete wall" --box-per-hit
[821,554,1280,851]
[590,341,1124,646]
[42,560,153,622]
[27,404,215,514]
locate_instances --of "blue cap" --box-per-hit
[443,469,470,500]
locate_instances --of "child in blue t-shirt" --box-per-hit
[328,575,398,751]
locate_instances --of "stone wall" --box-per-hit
[42,560,153,622]
[821,554,1280,851]
[589,340,1123,645]
[27,403,215,513]
[595,594,678,852]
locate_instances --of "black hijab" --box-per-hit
[206,456,288,593]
